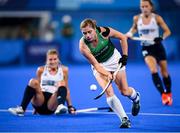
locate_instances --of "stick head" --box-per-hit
[94,94,103,100]
[94,80,112,100]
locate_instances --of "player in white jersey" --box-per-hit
[8,49,76,116]
[126,0,172,106]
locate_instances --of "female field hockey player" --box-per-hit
[126,0,172,105]
[79,18,140,128]
[8,49,76,115]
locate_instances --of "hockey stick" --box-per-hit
[130,36,154,42]
[0,108,111,114]
[94,63,122,100]
[76,107,110,113]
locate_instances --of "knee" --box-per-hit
[149,67,158,73]
[160,69,168,77]
[57,86,67,96]
[28,78,40,89]
[105,87,114,97]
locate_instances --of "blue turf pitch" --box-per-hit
[0,63,180,132]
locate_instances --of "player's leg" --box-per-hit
[95,73,130,128]
[8,78,44,116]
[48,85,68,115]
[28,79,45,107]
[145,56,166,93]
[115,70,140,116]
[144,56,168,104]
[142,46,168,103]
[32,92,54,115]
[62,66,76,114]
[159,60,172,105]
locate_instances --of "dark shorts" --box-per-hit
[141,43,167,63]
[32,92,54,115]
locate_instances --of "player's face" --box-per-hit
[81,25,96,42]
[47,54,59,68]
[140,1,152,16]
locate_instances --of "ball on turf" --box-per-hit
[90,84,97,91]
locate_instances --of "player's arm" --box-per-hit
[62,66,73,106]
[107,27,128,56]
[156,15,171,39]
[36,66,44,82]
[62,65,76,114]
[126,15,138,38]
[79,38,112,80]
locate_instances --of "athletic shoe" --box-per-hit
[8,106,24,116]
[55,104,68,115]
[166,93,173,106]
[162,93,168,105]
[132,92,140,116]
[162,93,173,106]
[120,117,131,128]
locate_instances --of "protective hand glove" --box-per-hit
[118,55,128,68]
[154,37,163,44]
[68,105,76,114]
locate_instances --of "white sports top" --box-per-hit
[137,13,159,46]
[40,65,64,94]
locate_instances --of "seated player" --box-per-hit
[8,49,76,116]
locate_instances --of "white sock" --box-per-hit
[106,95,128,121]
[129,87,139,103]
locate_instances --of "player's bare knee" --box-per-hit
[160,69,168,77]
[28,79,39,89]
[150,68,157,73]
[105,89,114,97]
[57,81,66,87]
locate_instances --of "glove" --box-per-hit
[154,37,163,44]
[118,55,128,67]
[68,105,76,114]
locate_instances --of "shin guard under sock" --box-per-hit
[163,75,172,93]
[57,86,67,105]
[106,95,127,120]
[20,85,36,111]
[152,73,165,94]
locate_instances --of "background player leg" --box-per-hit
[159,60,173,105]
[54,86,68,115]
[8,79,43,116]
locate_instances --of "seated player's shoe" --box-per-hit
[120,117,131,128]
[55,104,68,115]
[8,106,24,116]
[132,92,140,116]
[162,93,173,106]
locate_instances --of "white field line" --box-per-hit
[1,109,180,117]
